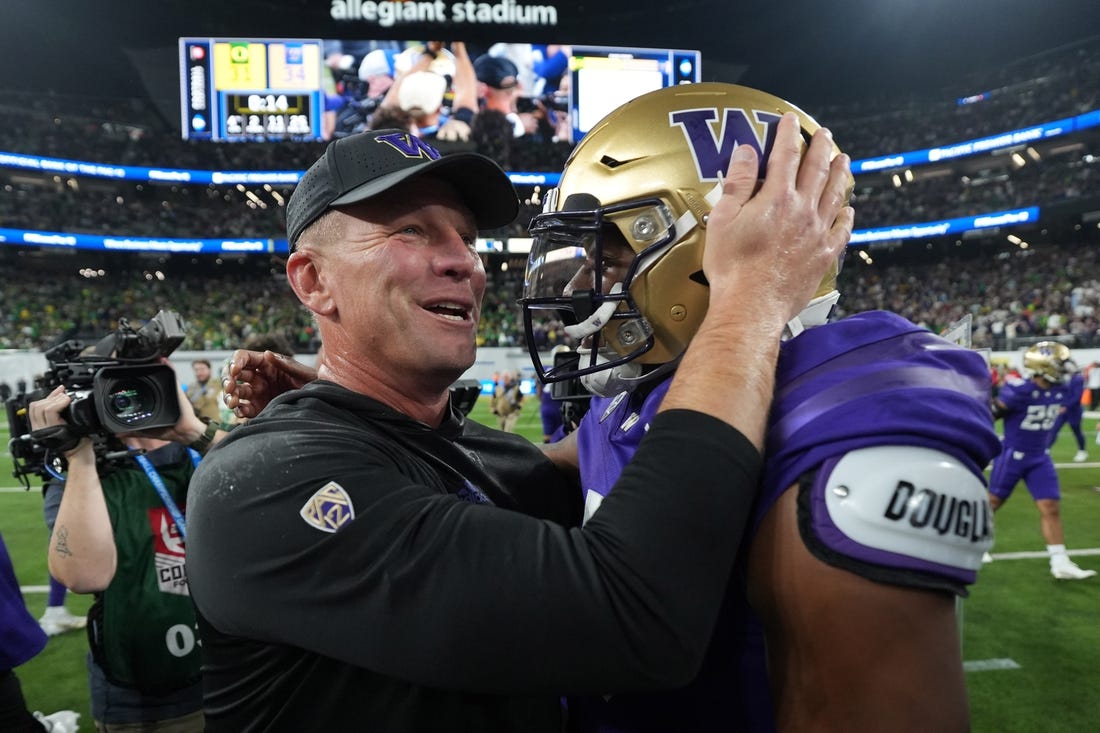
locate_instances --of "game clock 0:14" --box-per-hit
[223,93,314,140]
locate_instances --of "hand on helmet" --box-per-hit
[703,111,853,327]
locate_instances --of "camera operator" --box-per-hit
[28,375,226,733]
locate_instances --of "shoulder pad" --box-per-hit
[802,445,992,593]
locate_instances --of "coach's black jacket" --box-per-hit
[186,380,759,732]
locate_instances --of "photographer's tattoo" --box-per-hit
[54,525,74,558]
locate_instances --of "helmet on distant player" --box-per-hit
[519,82,852,397]
[1022,341,1076,385]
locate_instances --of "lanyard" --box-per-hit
[132,448,201,540]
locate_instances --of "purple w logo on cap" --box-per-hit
[670,108,783,181]
[375,131,442,160]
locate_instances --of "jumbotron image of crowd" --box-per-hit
[0,35,1098,355]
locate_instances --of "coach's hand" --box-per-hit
[223,350,317,418]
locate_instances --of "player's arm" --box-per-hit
[749,443,987,732]
[449,41,477,113]
[991,397,1008,420]
[29,387,117,593]
[539,427,580,482]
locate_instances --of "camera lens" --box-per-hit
[94,365,180,433]
[106,381,155,425]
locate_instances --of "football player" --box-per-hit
[989,341,1096,580]
[522,82,1002,731]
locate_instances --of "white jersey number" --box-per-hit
[1020,403,1061,432]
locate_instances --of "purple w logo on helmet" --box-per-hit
[670,108,782,181]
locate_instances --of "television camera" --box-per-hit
[5,310,188,488]
[331,70,385,139]
[516,92,569,115]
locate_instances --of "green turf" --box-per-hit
[1,472,95,722]
[4,414,1100,730]
[467,397,548,445]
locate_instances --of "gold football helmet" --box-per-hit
[520,82,851,396]
[1022,341,1076,385]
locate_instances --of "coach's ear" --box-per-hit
[287,249,336,317]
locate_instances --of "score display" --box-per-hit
[180,38,325,142]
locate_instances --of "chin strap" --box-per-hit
[575,346,643,398]
[783,290,840,340]
[564,283,625,340]
[578,352,682,399]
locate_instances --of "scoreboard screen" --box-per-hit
[180,38,325,142]
[569,46,700,143]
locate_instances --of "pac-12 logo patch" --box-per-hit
[300,481,355,533]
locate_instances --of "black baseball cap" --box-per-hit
[474,55,520,90]
[286,129,519,247]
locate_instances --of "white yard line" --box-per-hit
[964,658,1021,672]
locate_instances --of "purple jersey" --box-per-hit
[1,530,47,670]
[576,379,671,507]
[573,377,772,731]
[763,310,1001,589]
[569,310,1000,732]
[991,374,1074,501]
[997,376,1073,453]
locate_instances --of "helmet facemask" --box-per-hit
[522,193,687,395]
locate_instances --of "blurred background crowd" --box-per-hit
[1,35,1100,355]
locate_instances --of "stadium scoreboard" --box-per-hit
[180,38,325,142]
[568,46,700,142]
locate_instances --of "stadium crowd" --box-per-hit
[817,36,1100,157]
[1,36,1100,354]
[2,233,1100,354]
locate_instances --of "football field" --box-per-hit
[3,407,1100,731]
